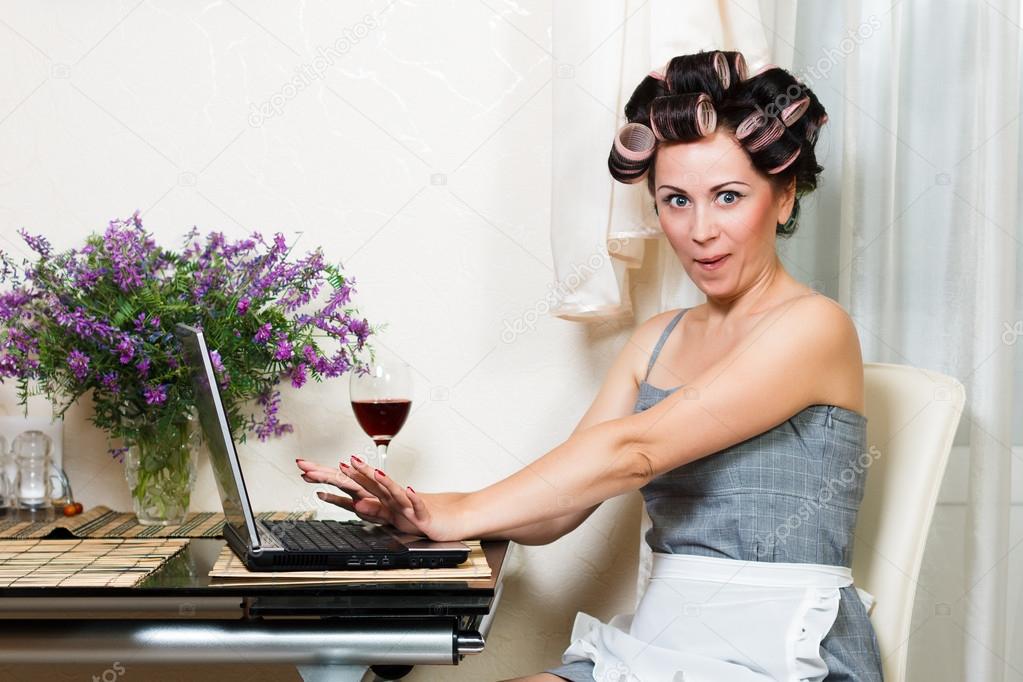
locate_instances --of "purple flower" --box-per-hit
[100,372,119,394]
[67,349,90,381]
[237,298,250,315]
[102,212,156,292]
[348,318,370,343]
[209,349,230,387]
[290,363,307,389]
[273,335,293,361]
[136,357,151,379]
[116,337,135,364]
[17,229,51,258]
[143,384,168,405]
[109,446,128,463]
[253,323,272,344]
[254,387,293,441]
[0,289,33,323]
[302,344,318,364]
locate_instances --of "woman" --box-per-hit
[297,50,883,682]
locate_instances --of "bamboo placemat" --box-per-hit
[208,540,491,585]
[0,538,190,588]
[0,505,314,539]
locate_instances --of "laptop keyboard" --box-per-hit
[262,519,404,553]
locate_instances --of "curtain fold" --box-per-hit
[959,2,1018,679]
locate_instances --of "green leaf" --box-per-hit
[112,300,135,326]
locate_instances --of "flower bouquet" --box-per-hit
[0,211,376,524]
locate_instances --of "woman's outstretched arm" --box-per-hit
[308,294,856,542]
[447,295,856,541]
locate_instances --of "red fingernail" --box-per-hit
[407,486,415,494]
[374,468,386,478]
[351,455,364,464]
[339,462,350,469]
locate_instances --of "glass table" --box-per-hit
[0,537,510,682]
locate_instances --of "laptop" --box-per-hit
[174,323,471,571]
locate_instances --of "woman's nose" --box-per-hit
[690,210,719,242]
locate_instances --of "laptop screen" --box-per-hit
[174,323,262,549]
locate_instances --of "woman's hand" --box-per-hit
[296,456,463,541]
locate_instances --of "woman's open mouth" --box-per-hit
[695,254,730,270]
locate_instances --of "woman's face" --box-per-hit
[652,129,794,299]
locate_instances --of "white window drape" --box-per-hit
[551,1,1022,680]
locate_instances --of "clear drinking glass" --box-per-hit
[12,430,56,521]
[349,358,413,469]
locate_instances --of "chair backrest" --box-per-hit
[852,362,966,682]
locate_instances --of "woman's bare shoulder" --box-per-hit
[759,293,864,410]
[632,307,695,348]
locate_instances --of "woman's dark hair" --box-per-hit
[607,50,828,237]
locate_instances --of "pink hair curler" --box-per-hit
[713,51,730,89]
[819,113,829,125]
[753,62,777,76]
[734,52,749,81]
[695,93,717,135]
[780,97,810,126]
[767,146,801,174]
[614,122,656,161]
[745,116,785,152]
[736,111,767,140]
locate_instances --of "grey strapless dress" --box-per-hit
[545,307,884,681]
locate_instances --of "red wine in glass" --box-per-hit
[349,359,412,468]
[351,399,411,447]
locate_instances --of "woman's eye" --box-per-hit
[665,194,687,207]
[719,191,742,205]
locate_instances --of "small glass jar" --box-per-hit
[13,430,56,521]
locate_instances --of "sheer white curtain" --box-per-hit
[793,2,1020,680]
[551,1,1021,680]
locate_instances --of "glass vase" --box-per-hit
[123,409,201,526]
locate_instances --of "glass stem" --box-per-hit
[376,443,388,467]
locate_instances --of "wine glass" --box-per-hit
[349,357,413,469]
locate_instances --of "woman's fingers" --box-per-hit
[316,491,388,524]
[344,456,392,500]
[301,467,368,498]
[369,468,414,512]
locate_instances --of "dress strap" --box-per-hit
[644,308,689,382]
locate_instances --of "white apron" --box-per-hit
[560,552,877,682]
